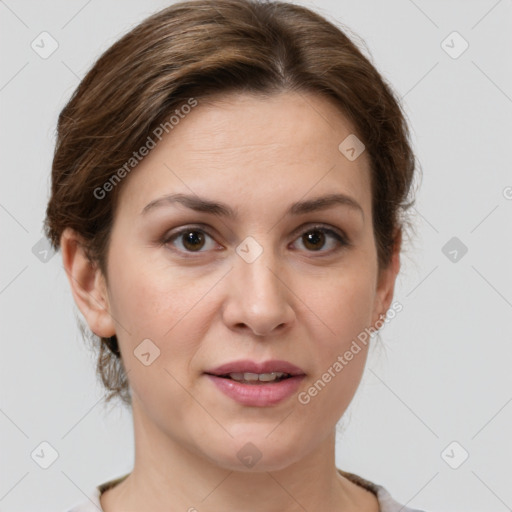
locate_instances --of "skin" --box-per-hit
[61,91,401,512]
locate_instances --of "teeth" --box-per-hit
[257,372,287,382]
[227,372,288,382]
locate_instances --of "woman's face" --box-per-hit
[86,91,399,471]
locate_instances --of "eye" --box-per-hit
[290,225,349,254]
[161,224,349,257]
[162,226,218,254]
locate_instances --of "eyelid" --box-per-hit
[161,222,350,256]
[161,223,221,254]
[290,223,349,244]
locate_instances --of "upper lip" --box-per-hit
[205,359,306,376]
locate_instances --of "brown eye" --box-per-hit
[302,230,326,251]
[163,227,217,254]
[162,224,348,257]
[292,226,348,254]
[181,230,206,251]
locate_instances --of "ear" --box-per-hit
[60,227,116,338]
[371,229,402,328]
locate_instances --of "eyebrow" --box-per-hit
[140,192,364,221]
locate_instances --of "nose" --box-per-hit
[221,244,295,337]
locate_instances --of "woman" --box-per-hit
[45,0,426,510]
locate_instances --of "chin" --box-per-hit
[200,429,308,473]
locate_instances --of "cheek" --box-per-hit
[296,276,374,424]
[109,263,210,420]
[295,265,376,408]
[305,267,376,349]
[108,258,220,377]
[108,255,198,337]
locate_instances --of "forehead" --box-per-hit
[115,91,372,221]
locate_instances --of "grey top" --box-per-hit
[65,469,427,512]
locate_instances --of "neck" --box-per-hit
[101,397,366,512]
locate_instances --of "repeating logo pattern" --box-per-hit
[0,2,510,511]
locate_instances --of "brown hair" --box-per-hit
[44,0,418,407]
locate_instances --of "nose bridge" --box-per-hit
[225,235,293,335]
[236,236,283,304]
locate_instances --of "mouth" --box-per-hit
[204,360,306,406]
[207,371,294,384]
[205,359,306,380]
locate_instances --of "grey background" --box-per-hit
[1,1,511,511]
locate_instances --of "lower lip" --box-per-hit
[205,374,305,406]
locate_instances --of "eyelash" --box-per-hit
[160,224,350,258]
